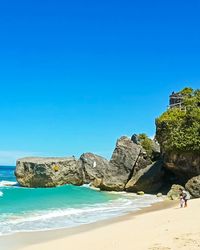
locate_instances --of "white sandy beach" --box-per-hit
[1,199,200,250]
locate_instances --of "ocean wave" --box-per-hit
[0,194,163,236]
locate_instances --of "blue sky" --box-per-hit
[0,0,199,165]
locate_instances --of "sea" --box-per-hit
[0,166,162,236]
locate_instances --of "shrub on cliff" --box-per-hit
[156,88,200,152]
[138,133,154,156]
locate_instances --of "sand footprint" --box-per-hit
[173,233,200,249]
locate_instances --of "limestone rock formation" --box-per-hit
[15,135,165,193]
[132,149,152,174]
[185,175,200,198]
[15,157,83,187]
[164,152,200,182]
[156,88,200,190]
[99,136,142,191]
[125,160,164,193]
[167,184,184,200]
[98,136,163,193]
[79,153,110,184]
[110,136,142,174]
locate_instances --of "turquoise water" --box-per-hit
[0,182,116,213]
[0,166,162,235]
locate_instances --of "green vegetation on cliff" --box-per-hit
[156,88,200,152]
[138,133,154,156]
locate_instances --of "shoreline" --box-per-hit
[0,199,177,250]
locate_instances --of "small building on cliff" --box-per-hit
[169,92,185,110]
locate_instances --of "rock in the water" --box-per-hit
[164,152,200,182]
[98,177,127,191]
[167,184,184,200]
[157,193,163,197]
[15,157,83,187]
[79,153,110,184]
[125,160,164,193]
[78,152,127,191]
[185,175,200,198]
[137,191,144,195]
[90,178,102,188]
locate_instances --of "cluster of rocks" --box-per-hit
[15,135,165,193]
[15,135,200,198]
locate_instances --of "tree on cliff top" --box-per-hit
[156,88,200,152]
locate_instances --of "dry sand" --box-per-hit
[1,199,200,250]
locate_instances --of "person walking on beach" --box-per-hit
[179,192,185,208]
[179,188,190,208]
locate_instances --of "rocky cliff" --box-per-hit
[15,136,164,193]
[156,87,200,197]
[15,88,200,197]
[163,152,200,181]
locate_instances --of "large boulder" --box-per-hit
[185,175,200,198]
[110,136,142,172]
[15,157,83,187]
[125,160,165,193]
[98,136,163,192]
[167,184,184,200]
[164,152,200,182]
[77,152,129,191]
[79,153,110,184]
[98,136,142,191]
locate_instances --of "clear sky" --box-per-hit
[0,0,199,165]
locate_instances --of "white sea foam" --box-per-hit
[0,194,163,236]
[0,191,3,197]
[82,183,100,191]
[0,181,17,187]
[82,184,91,188]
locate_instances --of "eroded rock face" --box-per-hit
[132,149,152,174]
[131,134,161,161]
[98,136,164,193]
[79,153,110,184]
[15,135,165,193]
[185,175,200,198]
[99,136,142,191]
[15,157,83,187]
[110,136,142,172]
[164,152,200,182]
[125,160,164,193]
